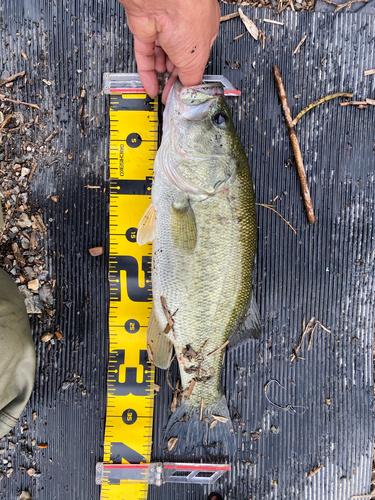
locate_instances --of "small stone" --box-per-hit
[270,425,279,434]
[8,442,15,450]
[19,491,32,500]
[251,433,260,440]
[27,279,39,291]
[41,333,53,342]
[51,196,59,203]
[23,267,37,280]
[27,467,36,476]
[0,449,5,455]
[21,167,30,177]
[31,439,36,446]
[61,381,71,391]
[89,246,103,257]
[32,412,37,421]
[6,468,13,477]
[17,213,33,228]
[21,237,30,250]
[2,459,8,464]
[39,284,53,306]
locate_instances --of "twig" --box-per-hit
[256,203,297,234]
[289,0,295,11]
[272,65,315,224]
[339,101,367,107]
[291,317,315,361]
[200,398,205,420]
[366,98,375,106]
[220,12,240,22]
[0,94,40,110]
[364,68,375,76]
[308,321,330,350]
[322,0,368,11]
[0,71,25,87]
[264,19,284,25]
[166,355,176,392]
[207,340,229,357]
[233,32,247,41]
[292,92,353,126]
[0,113,12,131]
[161,296,176,339]
[307,464,324,478]
[44,130,59,143]
[293,35,307,55]
[350,494,375,499]
[199,338,210,354]
[183,379,196,400]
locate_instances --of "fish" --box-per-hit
[137,79,260,457]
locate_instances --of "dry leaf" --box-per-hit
[168,437,178,451]
[238,8,258,40]
[55,331,63,340]
[210,419,218,429]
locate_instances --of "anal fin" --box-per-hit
[147,307,173,369]
[228,293,262,347]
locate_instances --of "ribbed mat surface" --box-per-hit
[0,2,374,499]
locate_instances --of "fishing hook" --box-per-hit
[264,379,307,416]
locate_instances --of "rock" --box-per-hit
[21,167,30,177]
[27,279,39,291]
[23,267,37,280]
[39,284,54,306]
[18,286,43,314]
[21,237,30,249]
[17,213,33,228]
[19,492,32,500]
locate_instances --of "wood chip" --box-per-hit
[11,242,26,267]
[21,50,28,61]
[41,333,53,342]
[207,340,229,357]
[154,384,161,392]
[55,331,63,340]
[307,464,323,478]
[264,19,284,25]
[211,414,229,423]
[293,34,307,55]
[364,68,375,76]
[160,296,176,337]
[147,344,154,363]
[89,246,103,257]
[37,443,48,449]
[31,214,46,232]
[51,195,59,203]
[167,437,178,452]
[238,8,258,40]
[366,98,375,106]
[183,379,196,400]
[43,79,52,86]
[200,398,205,420]
[210,419,218,429]
[220,12,240,22]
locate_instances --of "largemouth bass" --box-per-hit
[137,80,259,457]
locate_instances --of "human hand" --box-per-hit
[118,0,221,102]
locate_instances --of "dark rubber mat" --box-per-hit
[0,2,374,499]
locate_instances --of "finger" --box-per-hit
[161,68,178,104]
[134,37,159,98]
[165,56,176,75]
[154,42,167,74]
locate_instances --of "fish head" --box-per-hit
[160,80,239,196]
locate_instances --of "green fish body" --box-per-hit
[138,80,258,456]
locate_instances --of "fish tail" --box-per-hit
[164,395,235,459]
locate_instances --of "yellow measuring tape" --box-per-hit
[101,92,158,500]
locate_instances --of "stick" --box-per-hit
[322,0,368,11]
[220,12,240,22]
[339,101,367,107]
[200,398,205,420]
[272,65,315,224]
[44,130,59,143]
[0,113,12,131]
[233,32,247,41]
[291,317,315,361]
[350,494,375,499]
[256,203,297,234]
[264,19,284,25]
[364,68,375,76]
[293,35,307,55]
[0,71,25,87]
[0,94,40,110]
[307,464,323,478]
[207,340,229,357]
[292,92,353,126]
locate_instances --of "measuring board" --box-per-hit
[102,82,158,500]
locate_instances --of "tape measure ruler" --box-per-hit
[98,73,239,499]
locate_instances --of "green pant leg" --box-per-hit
[0,268,36,437]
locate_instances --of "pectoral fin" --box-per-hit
[137,202,156,246]
[147,307,173,369]
[228,294,262,347]
[171,199,197,253]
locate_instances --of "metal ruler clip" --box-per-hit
[96,462,230,486]
[103,73,241,96]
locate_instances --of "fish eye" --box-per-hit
[213,111,228,127]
